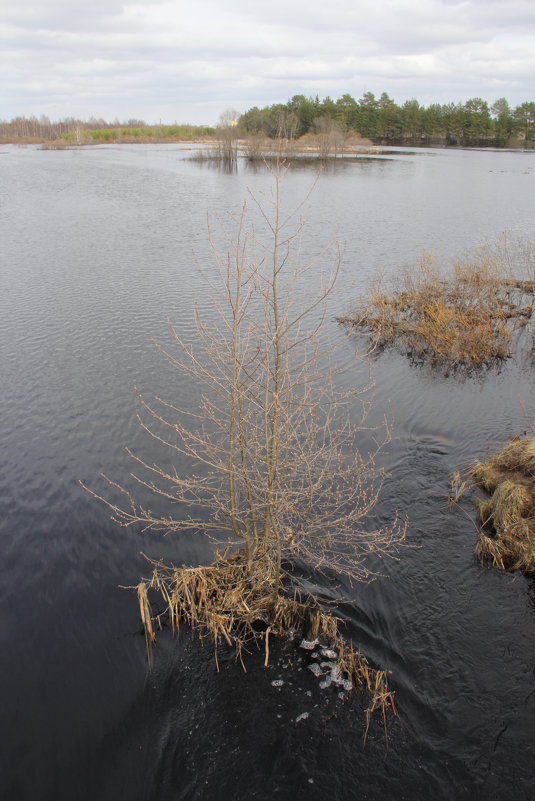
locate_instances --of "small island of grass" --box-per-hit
[339,236,535,371]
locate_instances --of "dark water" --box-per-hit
[1,143,535,800]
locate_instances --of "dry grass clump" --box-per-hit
[340,236,535,369]
[471,437,535,573]
[336,639,396,743]
[136,550,397,727]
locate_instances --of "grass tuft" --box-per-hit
[471,437,535,573]
[136,550,397,731]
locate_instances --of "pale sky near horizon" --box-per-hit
[1,0,534,125]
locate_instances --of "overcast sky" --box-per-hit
[1,0,534,124]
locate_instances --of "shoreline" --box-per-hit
[2,134,533,153]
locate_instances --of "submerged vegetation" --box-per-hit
[340,235,535,371]
[83,158,406,726]
[471,438,535,574]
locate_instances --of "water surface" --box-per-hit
[1,143,534,800]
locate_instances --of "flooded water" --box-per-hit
[1,143,535,800]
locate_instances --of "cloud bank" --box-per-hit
[1,0,534,123]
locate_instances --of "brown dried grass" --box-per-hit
[341,240,535,369]
[471,437,535,573]
[336,639,397,745]
[136,550,397,730]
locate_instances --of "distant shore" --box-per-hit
[1,131,533,153]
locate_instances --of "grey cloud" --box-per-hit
[1,0,534,123]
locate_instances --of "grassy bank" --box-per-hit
[79,124,215,143]
[45,124,215,145]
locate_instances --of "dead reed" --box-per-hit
[340,236,535,370]
[471,437,535,573]
[136,549,398,728]
[335,638,397,745]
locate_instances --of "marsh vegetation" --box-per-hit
[340,234,535,371]
[343,231,535,581]
[470,438,535,574]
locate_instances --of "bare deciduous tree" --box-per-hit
[82,157,405,674]
[314,116,345,159]
[216,108,240,168]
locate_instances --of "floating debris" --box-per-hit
[330,664,343,683]
[295,712,309,723]
[330,664,353,692]
[300,638,319,651]
[320,648,338,660]
[306,655,355,693]
[271,679,284,687]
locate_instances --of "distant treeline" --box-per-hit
[0,116,215,143]
[3,96,535,148]
[239,93,535,147]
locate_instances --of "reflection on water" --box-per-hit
[0,144,535,800]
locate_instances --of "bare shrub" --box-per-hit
[314,116,345,159]
[216,108,240,169]
[82,158,406,719]
[244,132,270,162]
